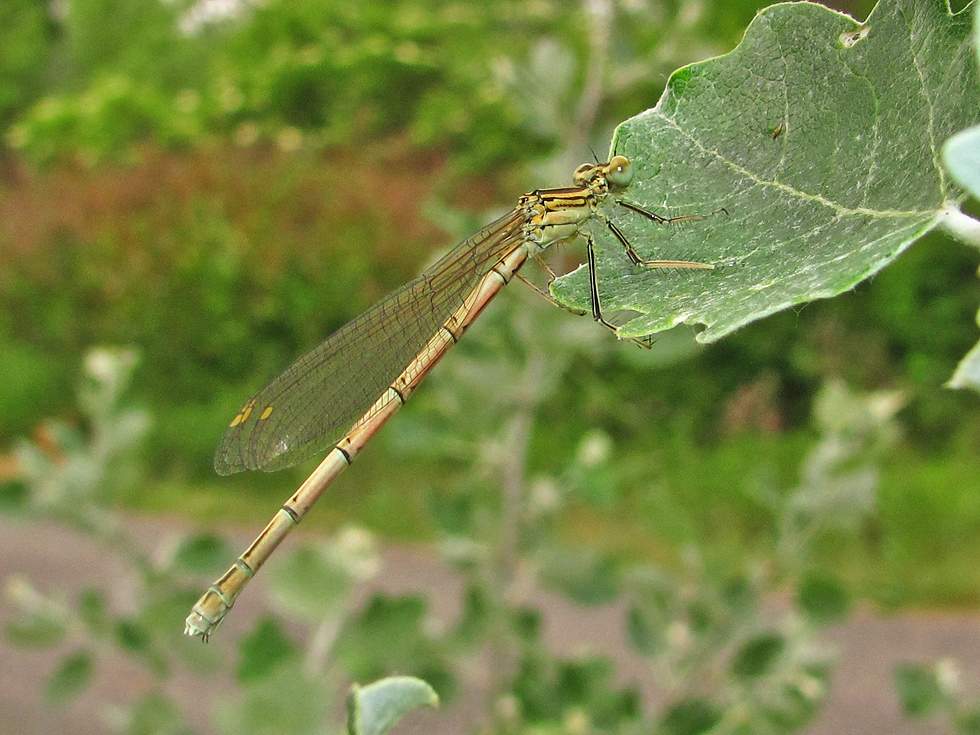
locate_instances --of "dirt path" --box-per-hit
[2,515,976,735]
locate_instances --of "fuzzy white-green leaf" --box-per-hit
[346,676,439,735]
[943,0,980,391]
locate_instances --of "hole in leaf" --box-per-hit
[840,26,870,48]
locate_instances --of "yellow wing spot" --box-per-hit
[229,400,256,428]
[259,405,274,421]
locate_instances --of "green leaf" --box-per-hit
[730,633,785,678]
[720,574,755,610]
[944,1,980,391]
[114,618,168,677]
[452,585,489,646]
[658,699,721,735]
[236,617,297,683]
[46,649,94,704]
[895,663,944,717]
[268,543,352,622]
[556,657,641,725]
[686,599,714,636]
[171,533,231,575]
[956,707,980,735]
[797,573,851,624]
[537,546,619,605]
[335,594,428,669]
[511,606,542,642]
[5,612,67,648]
[213,659,327,735]
[0,478,28,511]
[77,588,108,635]
[943,0,980,201]
[511,648,640,728]
[115,618,152,653]
[346,676,439,735]
[943,126,980,200]
[333,594,454,698]
[947,332,980,391]
[554,0,979,342]
[428,490,476,537]
[111,691,194,735]
[626,605,661,655]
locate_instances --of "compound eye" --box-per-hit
[606,156,633,187]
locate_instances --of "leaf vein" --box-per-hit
[901,4,948,198]
[654,112,934,219]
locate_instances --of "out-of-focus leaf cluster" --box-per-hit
[894,659,980,735]
[2,0,734,170]
[3,348,448,735]
[380,275,908,733]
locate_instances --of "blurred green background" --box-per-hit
[2,0,979,608]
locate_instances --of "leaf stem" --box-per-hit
[939,204,980,249]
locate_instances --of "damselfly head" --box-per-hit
[572,156,634,191]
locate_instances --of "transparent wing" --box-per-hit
[214,209,526,474]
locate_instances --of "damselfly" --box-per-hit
[185,155,713,639]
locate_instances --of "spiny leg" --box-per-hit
[513,273,587,318]
[531,253,561,289]
[617,199,728,225]
[585,235,654,348]
[519,199,720,345]
[514,254,652,348]
[611,199,725,269]
[581,200,721,345]
[515,255,586,316]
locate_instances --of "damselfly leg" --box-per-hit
[517,201,717,347]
